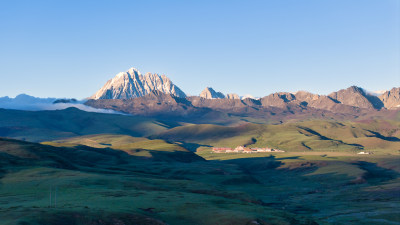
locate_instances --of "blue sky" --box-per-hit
[0,0,399,98]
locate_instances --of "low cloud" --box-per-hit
[362,89,387,97]
[0,94,125,115]
[0,102,125,114]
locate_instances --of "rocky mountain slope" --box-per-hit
[86,91,400,126]
[90,67,186,99]
[87,90,215,120]
[200,87,225,99]
[328,86,383,109]
[226,93,240,99]
[84,67,400,119]
[248,86,399,111]
[379,87,400,109]
[88,67,398,112]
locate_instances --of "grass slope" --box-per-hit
[0,108,175,142]
[1,137,399,224]
[1,108,399,224]
[153,120,400,154]
[44,134,203,162]
[0,138,318,225]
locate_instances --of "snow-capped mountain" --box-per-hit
[241,94,259,100]
[90,67,186,99]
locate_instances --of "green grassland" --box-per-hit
[42,134,203,162]
[0,138,321,225]
[1,137,399,225]
[0,108,400,224]
[1,108,399,155]
[154,119,400,155]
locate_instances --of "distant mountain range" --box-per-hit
[0,67,398,118]
[88,67,400,112]
[0,94,56,104]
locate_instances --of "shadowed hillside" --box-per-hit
[0,137,322,225]
[0,107,177,142]
[1,137,399,225]
[0,102,399,225]
[43,134,205,163]
[0,107,399,155]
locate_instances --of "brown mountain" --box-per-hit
[199,87,225,99]
[260,92,296,108]
[379,87,400,109]
[85,86,400,124]
[327,86,382,109]
[88,68,396,111]
[226,93,240,99]
[86,90,219,120]
[257,90,362,114]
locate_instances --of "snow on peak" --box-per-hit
[241,94,258,100]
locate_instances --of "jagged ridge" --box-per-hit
[91,67,186,99]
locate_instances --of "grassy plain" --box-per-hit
[0,108,399,224]
[1,137,399,225]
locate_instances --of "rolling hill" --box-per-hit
[0,107,177,142]
[152,119,400,154]
[1,136,399,224]
[0,137,321,225]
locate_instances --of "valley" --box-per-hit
[2,1,399,224]
[0,137,398,225]
[0,105,399,225]
[0,69,399,225]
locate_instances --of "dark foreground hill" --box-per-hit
[0,107,177,142]
[0,137,319,225]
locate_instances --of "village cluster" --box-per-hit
[212,146,285,153]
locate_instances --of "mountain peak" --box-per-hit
[200,87,225,99]
[348,86,366,94]
[328,86,377,109]
[127,67,139,73]
[90,67,186,99]
[226,93,240,100]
